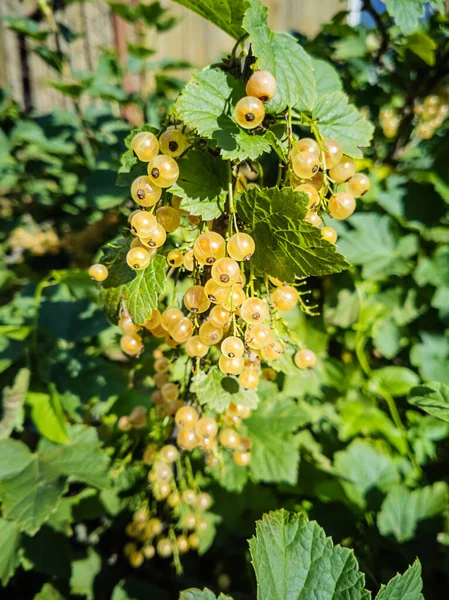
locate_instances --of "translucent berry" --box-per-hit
[294,348,317,369]
[229,403,252,419]
[245,324,272,349]
[199,321,224,346]
[309,171,324,190]
[88,263,108,282]
[240,297,268,324]
[130,211,158,237]
[126,247,152,270]
[347,173,370,197]
[322,138,343,169]
[118,416,132,431]
[218,354,245,375]
[222,286,246,311]
[227,232,255,261]
[177,428,198,450]
[143,545,155,559]
[161,307,183,331]
[130,131,159,162]
[238,367,259,389]
[234,96,265,129]
[204,279,230,304]
[196,416,218,439]
[305,212,322,227]
[210,257,240,287]
[120,333,143,356]
[140,223,166,248]
[188,533,200,549]
[159,127,188,158]
[169,317,194,343]
[154,357,169,373]
[144,308,161,331]
[209,305,231,328]
[261,340,284,361]
[328,192,356,220]
[159,444,178,464]
[234,450,251,466]
[129,405,147,428]
[219,428,240,449]
[321,226,337,244]
[182,512,197,530]
[329,156,356,183]
[184,285,210,314]
[221,336,244,359]
[193,232,226,265]
[154,372,169,388]
[176,535,189,554]
[161,382,179,402]
[292,151,320,179]
[167,249,183,267]
[185,335,209,358]
[167,492,181,508]
[119,313,140,335]
[245,70,276,102]
[196,492,212,511]
[156,538,172,558]
[294,137,320,155]
[129,550,144,568]
[156,206,180,232]
[272,285,298,312]
[175,406,199,429]
[296,183,319,208]
[131,175,161,207]
[183,250,194,271]
[148,155,179,188]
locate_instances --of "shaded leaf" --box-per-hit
[237,186,350,280]
[409,382,449,422]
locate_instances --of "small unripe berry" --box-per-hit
[321,226,337,244]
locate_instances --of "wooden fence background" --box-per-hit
[0,0,342,113]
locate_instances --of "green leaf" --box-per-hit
[384,0,426,35]
[39,425,110,489]
[27,389,69,444]
[0,519,21,586]
[409,382,449,423]
[169,150,227,220]
[243,0,316,112]
[0,439,65,534]
[338,214,418,280]
[370,366,420,397]
[237,187,350,280]
[70,548,101,600]
[312,91,374,158]
[175,68,270,162]
[246,397,304,484]
[377,483,448,543]
[34,583,66,600]
[405,32,437,66]
[180,590,232,600]
[3,17,50,41]
[375,561,424,600]
[311,57,343,99]
[334,440,400,509]
[249,510,369,600]
[101,251,167,326]
[172,0,248,40]
[194,367,258,413]
[410,333,449,382]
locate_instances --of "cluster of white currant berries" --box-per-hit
[414,93,449,139]
[379,107,402,138]
[123,484,213,566]
[290,137,370,244]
